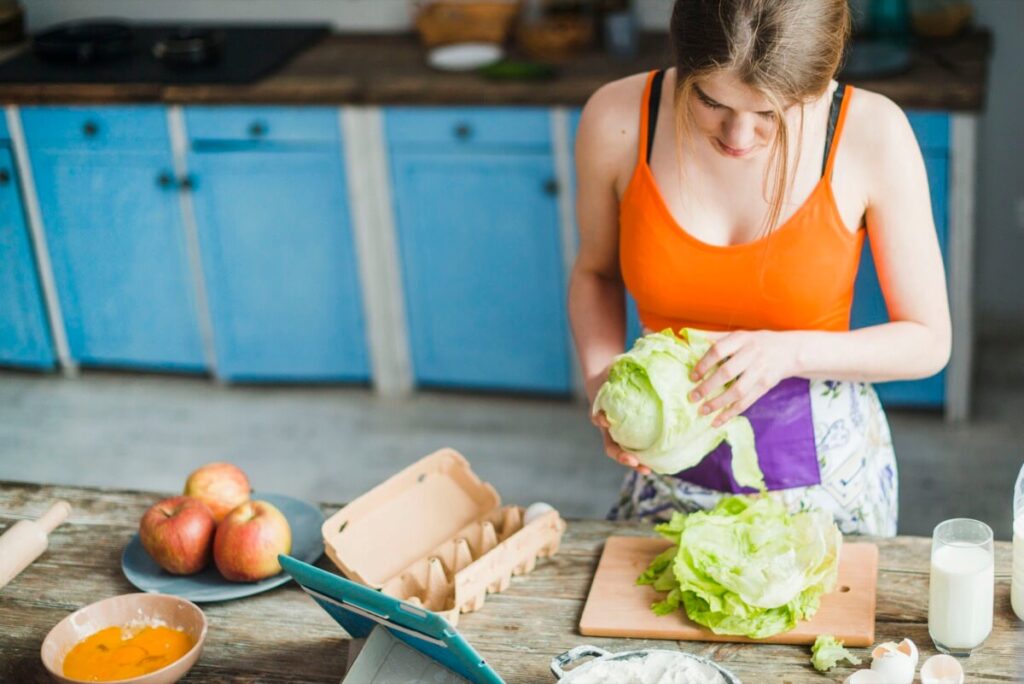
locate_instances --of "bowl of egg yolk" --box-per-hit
[40,593,207,684]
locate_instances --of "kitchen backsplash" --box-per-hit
[25,0,674,32]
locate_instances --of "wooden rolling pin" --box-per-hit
[0,500,71,589]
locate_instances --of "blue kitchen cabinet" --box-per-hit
[185,107,369,382]
[0,147,54,368]
[386,108,572,394]
[851,112,950,407]
[21,107,205,370]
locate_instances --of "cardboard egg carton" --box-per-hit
[322,448,566,625]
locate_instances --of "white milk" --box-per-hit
[929,543,994,650]
[1013,516,1024,621]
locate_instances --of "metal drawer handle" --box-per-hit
[0,169,9,185]
[454,122,472,140]
[82,120,99,137]
[248,121,267,137]
[543,178,559,196]
[155,172,195,191]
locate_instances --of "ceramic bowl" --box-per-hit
[40,592,207,684]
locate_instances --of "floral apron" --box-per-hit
[607,379,899,537]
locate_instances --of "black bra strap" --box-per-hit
[821,84,845,177]
[646,69,666,164]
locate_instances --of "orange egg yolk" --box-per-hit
[62,625,193,681]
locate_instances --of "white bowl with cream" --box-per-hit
[551,646,740,684]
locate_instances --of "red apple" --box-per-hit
[213,500,292,582]
[138,496,216,575]
[183,462,251,523]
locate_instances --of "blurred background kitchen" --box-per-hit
[0,0,1020,538]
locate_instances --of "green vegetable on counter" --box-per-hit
[592,329,765,490]
[638,496,842,639]
[810,634,862,672]
[478,60,556,81]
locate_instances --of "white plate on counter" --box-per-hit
[427,42,504,71]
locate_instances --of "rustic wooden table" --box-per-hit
[1,481,1020,683]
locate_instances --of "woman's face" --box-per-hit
[689,70,789,160]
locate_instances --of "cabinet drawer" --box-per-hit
[20,107,170,150]
[185,107,340,144]
[385,108,551,149]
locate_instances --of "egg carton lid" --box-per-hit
[322,448,501,588]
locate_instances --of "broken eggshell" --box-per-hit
[878,638,918,668]
[869,638,918,684]
[843,670,883,684]
[920,654,965,684]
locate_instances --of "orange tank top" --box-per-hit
[619,70,865,333]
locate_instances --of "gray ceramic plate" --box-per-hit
[122,492,324,602]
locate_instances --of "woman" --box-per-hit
[568,0,950,536]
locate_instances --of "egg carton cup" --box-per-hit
[322,448,566,626]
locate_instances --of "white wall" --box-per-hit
[969,0,1024,341]
[24,1,411,32]
[24,0,674,32]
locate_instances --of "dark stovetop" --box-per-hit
[0,22,330,85]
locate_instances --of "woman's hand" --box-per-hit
[591,411,652,475]
[688,330,801,426]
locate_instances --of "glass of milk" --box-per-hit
[1013,462,1024,621]
[928,518,994,656]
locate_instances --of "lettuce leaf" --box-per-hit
[811,634,862,672]
[592,329,764,490]
[638,496,842,639]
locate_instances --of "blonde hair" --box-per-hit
[669,0,851,235]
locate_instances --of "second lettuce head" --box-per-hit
[592,329,765,491]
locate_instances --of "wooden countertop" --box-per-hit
[0,30,991,110]
[1,480,1020,682]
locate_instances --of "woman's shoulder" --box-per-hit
[842,85,921,160]
[575,72,653,176]
[582,72,651,117]
[833,85,924,205]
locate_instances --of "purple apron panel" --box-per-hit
[674,377,820,493]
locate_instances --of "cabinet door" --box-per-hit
[0,147,54,368]
[187,146,369,381]
[23,108,204,370]
[391,150,571,393]
[851,112,950,407]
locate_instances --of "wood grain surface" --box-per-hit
[0,31,992,109]
[1,480,1021,683]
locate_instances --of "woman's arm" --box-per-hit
[568,78,642,403]
[692,94,952,424]
[569,76,653,473]
[794,94,952,380]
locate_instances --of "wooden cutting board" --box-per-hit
[579,536,878,646]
